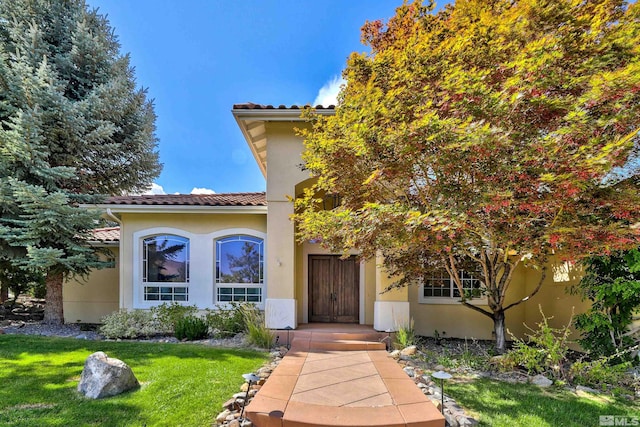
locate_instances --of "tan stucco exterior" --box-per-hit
[119,212,267,310]
[409,259,590,341]
[63,248,119,323]
[63,105,593,347]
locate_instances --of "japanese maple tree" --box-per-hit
[294,0,640,352]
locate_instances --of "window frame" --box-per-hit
[418,269,487,305]
[141,234,190,303]
[214,234,265,306]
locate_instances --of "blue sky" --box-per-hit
[87,1,426,195]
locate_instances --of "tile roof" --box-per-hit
[90,227,120,242]
[104,192,266,206]
[233,102,336,110]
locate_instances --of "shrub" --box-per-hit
[503,306,573,379]
[175,315,209,341]
[571,249,640,362]
[570,357,632,391]
[240,304,273,348]
[205,303,245,338]
[151,302,198,334]
[99,309,159,339]
[394,318,416,349]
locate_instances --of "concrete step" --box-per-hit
[290,331,388,351]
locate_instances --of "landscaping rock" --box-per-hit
[400,345,417,356]
[389,349,401,359]
[78,351,139,399]
[216,410,232,423]
[531,374,553,388]
[403,366,415,377]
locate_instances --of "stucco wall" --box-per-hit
[119,212,267,310]
[409,259,589,341]
[63,248,119,323]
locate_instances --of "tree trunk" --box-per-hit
[493,310,507,354]
[0,282,7,303]
[43,271,64,325]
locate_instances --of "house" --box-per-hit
[63,103,589,341]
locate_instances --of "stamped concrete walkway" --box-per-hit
[246,325,445,427]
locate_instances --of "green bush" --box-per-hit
[240,304,273,348]
[503,306,573,379]
[571,249,640,362]
[570,357,632,391]
[150,302,198,334]
[205,303,245,338]
[99,309,159,339]
[174,315,209,341]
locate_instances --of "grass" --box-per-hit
[447,377,640,427]
[0,335,268,427]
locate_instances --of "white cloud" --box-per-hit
[142,183,166,195]
[313,75,345,107]
[190,187,216,195]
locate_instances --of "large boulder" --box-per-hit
[78,351,139,399]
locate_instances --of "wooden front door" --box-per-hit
[308,255,359,323]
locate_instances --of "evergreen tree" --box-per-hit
[0,0,161,323]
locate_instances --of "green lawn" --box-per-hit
[447,377,640,427]
[0,335,268,427]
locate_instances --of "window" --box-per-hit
[420,269,482,302]
[215,235,264,303]
[142,235,189,301]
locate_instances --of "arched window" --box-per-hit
[215,235,264,303]
[142,235,189,301]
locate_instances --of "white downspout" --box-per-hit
[106,208,125,310]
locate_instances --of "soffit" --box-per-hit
[232,103,335,178]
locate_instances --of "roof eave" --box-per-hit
[85,204,268,215]
[232,107,335,178]
[87,240,120,247]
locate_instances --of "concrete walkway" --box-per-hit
[246,326,445,427]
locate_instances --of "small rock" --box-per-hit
[434,364,446,371]
[445,412,459,427]
[233,392,246,399]
[216,410,231,422]
[531,374,553,388]
[75,334,88,340]
[417,382,427,389]
[222,398,237,410]
[240,420,253,427]
[390,350,401,359]
[403,366,415,377]
[228,418,240,426]
[240,382,249,392]
[400,345,417,356]
[226,414,236,421]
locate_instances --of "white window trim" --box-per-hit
[418,271,488,305]
[133,227,195,309]
[210,228,267,310]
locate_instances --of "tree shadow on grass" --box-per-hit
[448,378,640,427]
[0,335,268,426]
